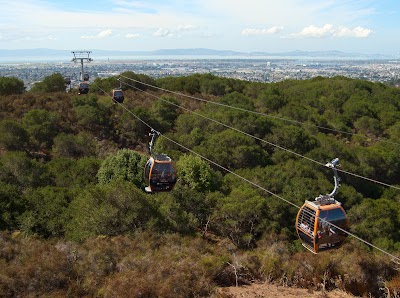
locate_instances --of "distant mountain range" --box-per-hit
[0,48,395,59]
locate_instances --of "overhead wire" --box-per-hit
[93,83,153,129]
[93,81,400,263]
[119,79,400,192]
[119,74,400,147]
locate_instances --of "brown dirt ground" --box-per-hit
[214,283,357,298]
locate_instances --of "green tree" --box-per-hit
[97,149,147,189]
[342,95,376,122]
[22,109,59,149]
[195,129,270,170]
[0,76,25,95]
[173,113,209,147]
[46,157,100,188]
[72,94,110,134]
[151,96,180,132]
[268,125,319,154]
[349,198,400,250]
[0,182,24,230]
[386,122,400,142]
[74,104,108,130]
[176,154,221,192]
[148,191,199,234]
[210,187,269,248]
[18,186,74,237]
[0,119,28,150]
[219,91,255,110]
[30,73,66,93]
[357,142,400,187]
[200,76,226,96]
[66,181,158,241]
[115,107,152,147]
[0,151,46,189]
[52,132,98,158]
[91,76,120,93]
[354,116,382,136]
[258,84,287,112]
[118,71,156,91]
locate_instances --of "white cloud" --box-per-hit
[98,30,113,38]
[153,25,198,37]
[334,26,372,38]
[288,24,372,39]
[296,24,334,38]
[125,33,140,39]
[153,28,174,37]
[81,29,113,39]
[241,26,284,36]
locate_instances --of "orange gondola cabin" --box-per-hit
[144,154,177,193]
[296,197,348,253]
[295,158,349,254]
[144,129,177,193]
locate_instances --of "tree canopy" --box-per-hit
[30,73,66,93]
[0,76,25,95]
[0,72,399,297]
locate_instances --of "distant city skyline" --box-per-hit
[0,0,399,55]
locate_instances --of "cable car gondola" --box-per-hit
[112,79,124,103]
[112,89,124,103]
[144,129,177,193]
[83,73,89,81]
[296,158,349,254]
[78,82,89,95]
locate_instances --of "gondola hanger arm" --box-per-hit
[149,129,161,155]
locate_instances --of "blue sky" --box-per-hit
[0,0,399,55]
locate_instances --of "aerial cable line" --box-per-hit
[165,133,400,262]
[118,74,400,147]
[93,83,153,129]
[94,82,400,263]
[119,80,400,192]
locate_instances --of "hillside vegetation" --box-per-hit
[0,73,399,297]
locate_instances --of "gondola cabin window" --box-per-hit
[297,206,316,250]
[152,162,175,179]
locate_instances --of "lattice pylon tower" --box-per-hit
[71,51,93,81]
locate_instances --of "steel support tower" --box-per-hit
[71,51,93,81]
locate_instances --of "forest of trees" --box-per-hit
[0,72,399,297]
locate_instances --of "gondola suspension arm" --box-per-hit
[315,158,341,204]
[149,129,161,155]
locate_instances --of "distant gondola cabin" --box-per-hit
[112,89,124,103]
[78,82,89,95]
[296,198,348,254]
[144,154,177,193]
